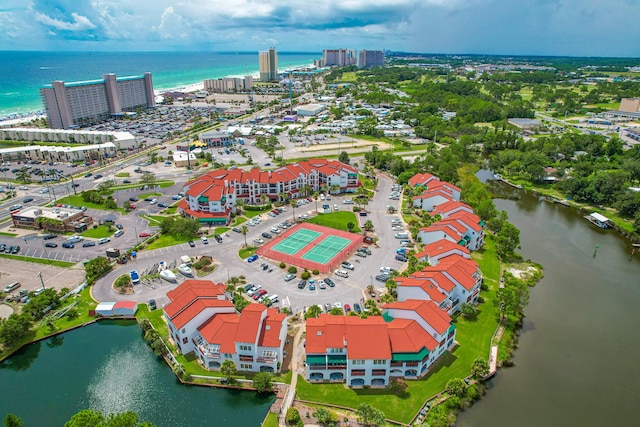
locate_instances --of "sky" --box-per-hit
[1,0,639,57]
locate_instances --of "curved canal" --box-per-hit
[0,320,274,426]
[458,186,640,426]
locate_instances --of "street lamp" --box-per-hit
[37,271,45,290]
[370,275,373,288]
[133,226,139,245]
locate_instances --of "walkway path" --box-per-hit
[279,322,305,426]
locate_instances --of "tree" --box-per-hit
[220,359,237,383]
[460,303,479,320]
[495,221,520,260]
[338,150,350,164]
[363,219,374,231]
[64,409,104,427]
[4,414,23,427]
[241,225,248,247]
[445,378,467,397]
[253,371,273,393]
[0,313,33,346]
[85,256,112,283]
[312,191,320,213]
[471,357,490,379]
[347,222,355,232]
[63,409,154,427]
[356,403,386,427]
[387,377,408,396]
[305,304,322,319]
[140,172,156,185]
[425,403,456,427]
[285,408,300,425]
[313,408,338,425]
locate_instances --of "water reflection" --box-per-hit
[0,341,41,371]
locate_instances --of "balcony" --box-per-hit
[257,356,277,363]
[350,370,365,376]
[239,355,254,362]
[371,369,387,376]
[327,364,346,370]
[308,364,326,370]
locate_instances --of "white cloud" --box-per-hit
[34,11,97,31]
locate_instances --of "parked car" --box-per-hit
[42,234,56,240]
[200,236,209,244]
[232,227,242,233]
[62,242,75,249]
[213,234,223,243]
[44,242,58,248]
[247,254,259,263]
[149,299,157,310]
[324,278,335,287]
[261,232,272,239]
[116,223,123,230]
[82,241,96,248]
[353,303,362,314]
[139,232,151,237]
[284,273,296,282]
[158,203,167,208]
[188,240,195,247]
[298,280,307,289]
[341,262,355,270]
[129,197,138,202]
[375,274,390,282]
[253,238,264,244]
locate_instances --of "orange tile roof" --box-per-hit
[395,277,448,303]
[409,270,456,292]
[428,180,460,193]
[448,211,483,232]
[414,239,470,260]
[197,313,239,353]
[387,318,439,352]
[306,315,391,360]
[435,255,480,290]
[384,299,451,335]
[413,189,455,202]
[258,308,287,348]
[408,172,438,187]
[165,280,227,319]
[170,299,235,330]
[419,224,463,241]
[431,201,473,217]
[236,304,266,343]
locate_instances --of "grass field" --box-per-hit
[145,234,191,250]
[0,253,76,268]
[56,194,123,212]
[296,238,502,424]
[340,71,359,82]
[306,211,361,233]
[81,225,113,239]
[239,246,257,259]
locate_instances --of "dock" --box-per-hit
[584,212,612,229]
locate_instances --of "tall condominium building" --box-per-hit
[203,76,253,93]
[40,73,155,129]
[259,47,279,82]
[357,50,385,69]
[322,49,357,67]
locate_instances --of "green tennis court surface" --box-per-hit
[301,235,351,264]
[271,229,321,255]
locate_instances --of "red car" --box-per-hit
[344,304,352,313]
[129,204,137,209]
[139,232,151,237]
[253,289,268,300]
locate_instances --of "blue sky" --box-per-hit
[1,0,639,56]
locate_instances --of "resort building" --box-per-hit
[412,180,461,212]
[305,301,456,386]
[11,206,94,233]
[164,280,288,373]
[430,201,474,219]
[0,141,119,164]
[357,50,385,69]
[408,172,440,188]
[204,76,253,93]
[322,49,357,67]
[414,239,471,266]
[178,159,359,224]
[418,211,485,251]
[41,73,155,129]
[259,47,279,82]
[395,254,482,314]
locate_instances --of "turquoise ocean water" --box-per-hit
[0,51,319,119]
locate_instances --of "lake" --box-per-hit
[0,320,274,426]
[457,185,640,426]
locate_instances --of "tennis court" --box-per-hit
[257,223,363,273]
[271,229,321,254]
[301,235,352,264]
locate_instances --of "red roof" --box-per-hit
[409,270,456,292]
[447,211,483,233]
[164,280,230,328]
[408,172,439,187]
[434,254,480,290]
[387,318,439,352]
[197,313,239,353]
[236,304,266,343]
[413,189,455,203]
[306,315,391,360]
[419,224,463,241]
[384,299,452,335]
[431,201,473,218]
[113,301,137,310]
[427,180,460,194]
[258,308,287,348]
[414,239,470,261]
[170,299,234,330]
[395,277,448,303]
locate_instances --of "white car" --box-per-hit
[253,238,264,244]
[18,186,29,190]
[270,227,281,234]
[343,199,354,204]
[380,266,392,273]
[333,302,342,309]
[298,214,309,220]
[150,199,158,205]
[333,204,339,211]
[318,280,326,289]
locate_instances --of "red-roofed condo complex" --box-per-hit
[179,159,359,224]
[164,280,288,373]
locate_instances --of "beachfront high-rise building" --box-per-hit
[357,50,385,69]
[203,76,253,93]
[322,49,356,67]
[40,73,155,129]
[259,47,278,82]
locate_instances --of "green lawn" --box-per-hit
[115,172,130,178]
[212,227,230,235]
[139,192,162,199]
[0,254,75,268]
[262,412,279,427]
[56,195,122,212]
[162,207,178,215]
[340,71,359,82]
[296,238,502,424]
[81,225,114,239]
[233,217,247,226]
[0,232,18,237]
[306,211,361,233]
[244,207,271,218]
[239,246,257,259]
[145,234,192,250]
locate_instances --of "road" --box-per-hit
[90,173,408,314]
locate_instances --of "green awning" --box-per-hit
[198,217,227,224]
[448,324,456,333]
[327,355,346,362]
[307,355,326,364]
[382,312,394,322]
[392,347,429,362]
[198,196,209,203]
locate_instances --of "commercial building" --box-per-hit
[164,280,287,373]
[357,50,385,68]
[259,47,279,82]
[204,76,253,93]
[11,206,94,233]
[296,104,326,117]
[198,130,232,147]
[619,98,640,113]
[40,73,155,129]
[322,49,357,67]
[178,159,359,224]
[507,118,542,131]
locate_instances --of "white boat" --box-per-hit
[160,269,177,283]
[177,263,193,276]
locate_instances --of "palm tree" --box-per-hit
[312,191,320,213]
[241,225,248,247]
[329,184,340,195]
[278,192,286,203]
[260,193,268,207]
[235,199,245,216]
[290,199,297,222]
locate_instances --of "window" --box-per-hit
[181,328,186,333]
[182,337,188,344]
[262,350,276,358]
[373,359,386,365]
[239,345,252,352]
[351,360,365,365]
[240,364,253,370]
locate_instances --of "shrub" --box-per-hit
[301,271,311,280]
[280,261,286,269]
[114,274,131,288]
[286,408,300,425]
[312,269,319,275]
[287,266,298,274]
[477,296,485,303]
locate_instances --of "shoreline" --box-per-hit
[1,60,316,124]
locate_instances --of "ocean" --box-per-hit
[0,51,319,119]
